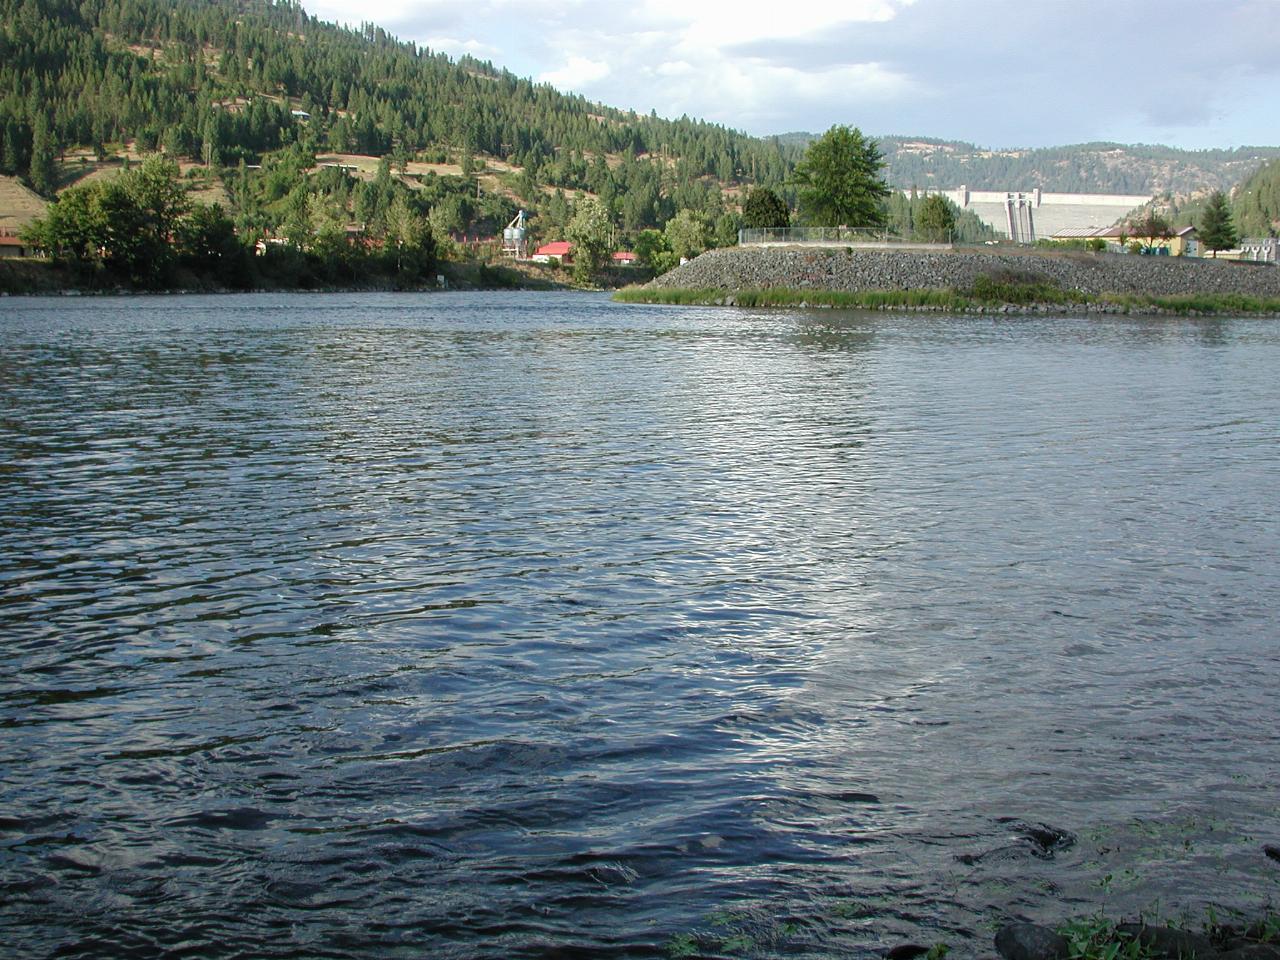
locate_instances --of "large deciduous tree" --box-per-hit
[792,126,889,229]
[663,209,710,261]
[565,197,612,282]
[1198,191,1238,258]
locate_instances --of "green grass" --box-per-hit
[1097,291,1280,314]
[614,278,1280,316]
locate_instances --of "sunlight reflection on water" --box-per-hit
[2,293,1279,958]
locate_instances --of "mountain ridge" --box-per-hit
[776,133,1280,197]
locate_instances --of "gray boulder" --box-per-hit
[995,923,1070,960]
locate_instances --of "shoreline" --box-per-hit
[616,246,1280,317]
[0,258,624,297]
[614,284,1280,316]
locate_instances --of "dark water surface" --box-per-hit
[2,292,1278,958]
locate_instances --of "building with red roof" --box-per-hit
[532,241,572,263]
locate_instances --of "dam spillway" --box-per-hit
[906,186,1152,239]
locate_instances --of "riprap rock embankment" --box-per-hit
[650,246,1280,299]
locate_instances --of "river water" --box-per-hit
[1,291,1278,959]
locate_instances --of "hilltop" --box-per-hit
[777,134,1280,198]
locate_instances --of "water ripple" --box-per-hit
[2,293,1279,957]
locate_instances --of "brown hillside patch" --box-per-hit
[187,178,233,208]
[405,161,464,177]
[0,176,48,232]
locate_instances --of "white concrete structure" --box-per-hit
[1239,237,1279,264]
[906,186,1152,240]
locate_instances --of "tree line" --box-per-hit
[20,154,437,288]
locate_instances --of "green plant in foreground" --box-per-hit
[666,932,698,958]
[1256,916,1280,942]
[1059,916,1158,960]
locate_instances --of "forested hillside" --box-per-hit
[0,0,799,247]
[1231,158,1280,236]
[777,134,1280,197]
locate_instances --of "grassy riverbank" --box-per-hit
[615,283,1280,316]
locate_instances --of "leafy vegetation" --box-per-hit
[564,197,612,284]
[1126,212,1173,248]
[18,153,438,289]
[791,125,890,228]
[915,193,957,242]
[1058,917,1157,960]
[885,190,998,243]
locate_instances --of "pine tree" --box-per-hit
[741,187,789,229]
[1199,190,1238,258]
[201,114,222,168]
[916,194,956,243]
[29,113,57,196]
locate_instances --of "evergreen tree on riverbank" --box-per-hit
[1199,191,1238,257]
[741,187,790,229]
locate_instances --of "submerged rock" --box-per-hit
[1219,945,1280,960]
[1011,821,1077,858]
[885,943,931,959]
[1115,922,1216,959]
[995,923,1070,960]
[957,820,1077,864]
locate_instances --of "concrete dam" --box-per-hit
[909,186,1151,241]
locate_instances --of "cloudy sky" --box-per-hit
[301,0,1279,149]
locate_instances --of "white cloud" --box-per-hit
[422,36,499,59]
[294,0,1277,147]
[637,0,910,44]
[538,56,612,92]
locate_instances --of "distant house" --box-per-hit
[291,109,311,121]
[0,235,33,258]
[532,241,572,264]
[611,250,639,265]
[1170,225,1198,257]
